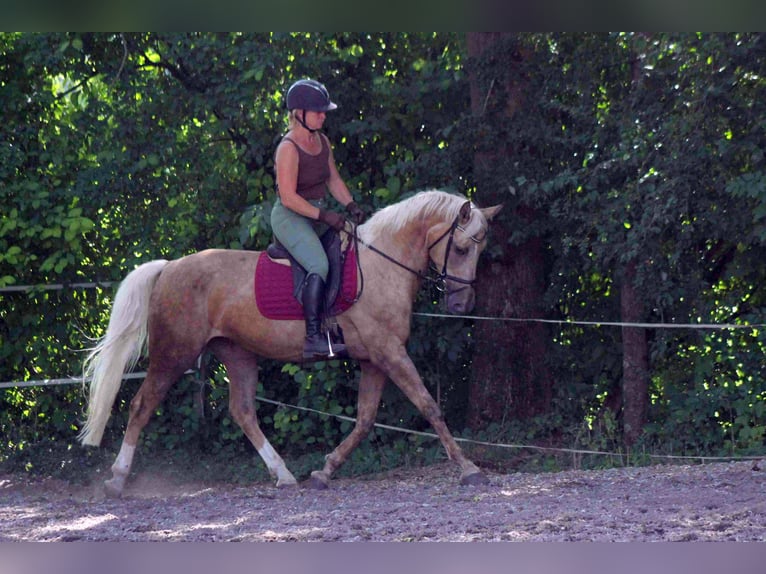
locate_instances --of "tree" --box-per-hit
[464,33,554,427]
[1,32,476,465]
[3,33,766,471]
[461,33,766,451]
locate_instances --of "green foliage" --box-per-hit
[643,326,766,456]
[3,33,766,484]
[459,32,766,454]
[1,32,473,480]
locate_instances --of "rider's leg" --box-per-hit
[271,199,345,360]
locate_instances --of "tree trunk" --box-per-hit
[620,260,649,445]
[465,33,553,428]
[618,39,651,446]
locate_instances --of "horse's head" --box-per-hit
[427,200,503,314]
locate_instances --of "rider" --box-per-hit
[271,78,365,360]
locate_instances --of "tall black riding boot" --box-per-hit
[302,273,346,360]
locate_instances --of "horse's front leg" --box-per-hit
[375,343,489,486]
[307,361,386,489]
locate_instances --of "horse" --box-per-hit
[79,190,502,497]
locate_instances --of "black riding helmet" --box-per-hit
[286,79,337,133]
[286,79,338,112]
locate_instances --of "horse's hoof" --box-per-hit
[103,478,124,499]
[460,471,490,486]
[277,478,298,489]
[305,471,330,490]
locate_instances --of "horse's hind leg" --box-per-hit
[104,365,184,497]
[308,361,386,489]
[208,338,297,487]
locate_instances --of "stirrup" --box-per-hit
[302,332,347,361]
[303,335,331,360]
[326,331,337,358]
[325,331,348,360]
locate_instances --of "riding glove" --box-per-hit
[317,208,346,231]
[345,201,366,225]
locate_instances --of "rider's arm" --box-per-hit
[324,136,354,208]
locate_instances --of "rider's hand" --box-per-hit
[318,208,347,231]
[345,201,366,225]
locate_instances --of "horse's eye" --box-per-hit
[455,246,469,256]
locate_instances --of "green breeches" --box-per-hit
[270,198,329,281]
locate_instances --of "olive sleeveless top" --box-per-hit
[279,134,330,201]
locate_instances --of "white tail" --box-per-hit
[79,259,169,446]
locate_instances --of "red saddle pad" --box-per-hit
[254,247,358,320]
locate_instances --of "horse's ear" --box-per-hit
[481,204,503,221]
[459,201,472,224]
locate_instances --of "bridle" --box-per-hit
[343,213,485,301]
[425,215,484,293]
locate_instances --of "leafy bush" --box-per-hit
[4,33,766,484]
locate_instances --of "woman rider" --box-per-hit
[271,79,365,360]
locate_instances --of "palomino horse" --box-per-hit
[79,190,502,497]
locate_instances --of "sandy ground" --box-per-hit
[1,459,766,542]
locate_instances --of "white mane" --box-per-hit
[360,190,482,244]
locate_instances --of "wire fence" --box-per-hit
[3,281,762,391]
[3,369,761,464]
[3,280,765,464]
[3,280,764,329]
[0,281,116,293]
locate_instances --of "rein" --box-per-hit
[343,214,480,303]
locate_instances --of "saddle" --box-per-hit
[255,229,358,321]
[267,228,344,304]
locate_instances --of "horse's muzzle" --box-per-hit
[446,286,475,314]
